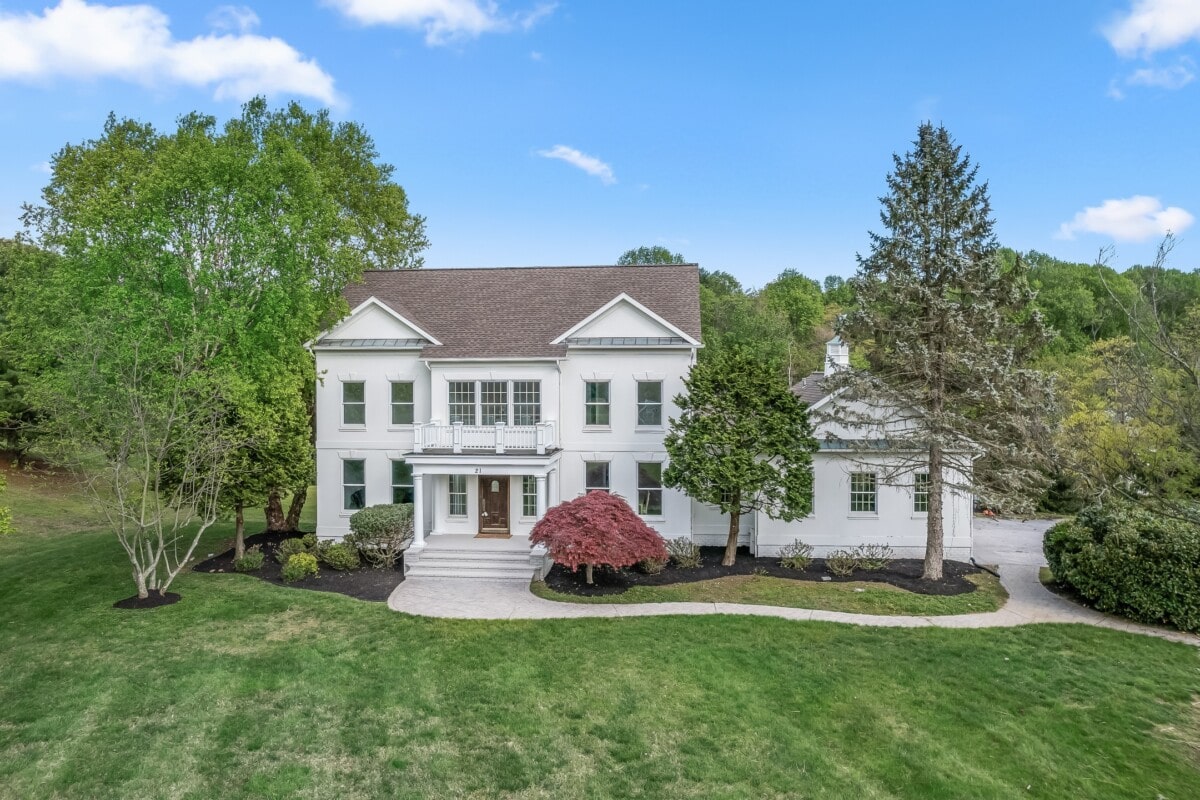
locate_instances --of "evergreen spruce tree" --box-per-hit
[826,123,1053,580]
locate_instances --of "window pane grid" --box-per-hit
[637,380,663,426]
[585,462,610,493]
[513,381,541,425]
[343,459,365,510]
[481,381,508,426]
[637,462,663,516]
[585,381,610,426]
[342,382,365,426]
[913,472,930,513]
[850,472,877,513]
[522,475,537,517]
[390,381,414,425]
[448,475,467,517]
[448,381,475,425]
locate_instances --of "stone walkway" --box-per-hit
[387,518,1200,646]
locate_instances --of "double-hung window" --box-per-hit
[390,381,414,425]
[513,381,541,425]
[522,476,537,517]
[637,462,663,516]
[448,381,475,425]
[342,381,365,426]
[391,460,414,505]
[636,380,663,426]
[448,475,467,517]
[585,381,610,426]
[343,459,366,510]
[481,381,508,426]
[584,462,610,493]
[850,472,877,514]
[913,472,930,513]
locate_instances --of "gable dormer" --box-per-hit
[552,293,701,348]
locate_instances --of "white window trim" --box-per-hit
[520,475,538,519]
[636,461,665,519]
[584,379,611,429]
[848,471,879,517]
[340,379,367,430]
[341,457,367,516]
[390,459,414,506]
[447,474,468,518]
[389,380,415,428]
[584,461,611,494]
[635,379,664,429]
[912,472,930,517]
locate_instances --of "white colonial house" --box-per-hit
[313,264,973,578]
[313,265,702,577]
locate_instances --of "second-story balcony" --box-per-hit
[412,421,558,455]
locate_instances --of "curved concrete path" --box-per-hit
[388,518,1200,647]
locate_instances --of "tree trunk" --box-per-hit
[585,563,593,585]
[234,502,245,560]
[134,568,149,600]
[923,443,945,581]
[723,492,741,567]
[284,487,307,532]
[264,488,286,532]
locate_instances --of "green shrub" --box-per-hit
[320,541,360,571]
[274,537,309,565]
[853,543,894,571]
[636,557,668,575]
[825,549,859,577]
[778,539,814,570]
[347,504,414,569]
[666,537,702,569]
[233,545,265,573]
[1044,504,1200,632]
[281,552,319,583]
[300,532,318,550]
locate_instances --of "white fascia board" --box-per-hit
[551,293,701,346]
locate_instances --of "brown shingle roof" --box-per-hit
[791,372,829,405]
[343,265,702,359]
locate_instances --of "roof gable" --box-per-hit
[552,293,700,345]
[320,297,440,345]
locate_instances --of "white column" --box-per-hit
[548,467,558,508]
[535,473,547,518]
[412,473,426,549]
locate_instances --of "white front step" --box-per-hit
[405,541,546,579]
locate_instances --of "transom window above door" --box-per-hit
[446,379,541,426]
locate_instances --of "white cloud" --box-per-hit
[538,145,616,185]
[207,5,260,34]
[1126,56,1196,88]
[1108,55,1195,98]
[325,0,554,45]
[0,0,338,104]
[1056,195,1194,242]
[1105,0,1200,57]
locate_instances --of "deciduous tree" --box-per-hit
[531,490,669,584]
[616,245,686,265]
[664,347,818,566]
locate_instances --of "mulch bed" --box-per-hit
[113,591,182,610]
[192,530,405,602]
[544,546,984,597]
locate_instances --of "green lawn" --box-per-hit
[531,572,1008,615]
[1,480,1198,799]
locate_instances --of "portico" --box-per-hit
[403,451,562,557]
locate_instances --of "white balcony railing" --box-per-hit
[413,421,557,455]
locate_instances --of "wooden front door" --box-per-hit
[478,476,510,536]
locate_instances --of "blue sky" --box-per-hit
[1,0,1198,287]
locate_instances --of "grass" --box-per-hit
[1,479,1199,799]
[530,572,1008,615]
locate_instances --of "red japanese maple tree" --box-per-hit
[530,491,669,584]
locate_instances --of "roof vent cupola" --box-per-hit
[824,336,850,376]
